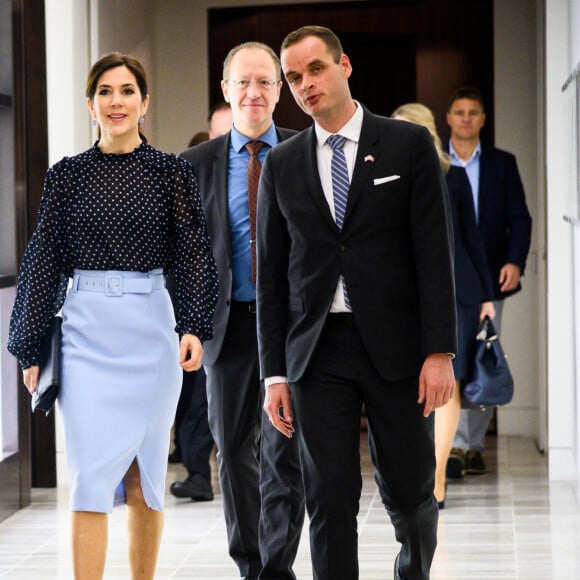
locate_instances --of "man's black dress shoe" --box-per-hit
[446,447,465,478]
[170,473,214,501]
[464,449,486,474]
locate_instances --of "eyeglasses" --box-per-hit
[227,79,280,91]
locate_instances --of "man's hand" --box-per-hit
[179,334,203,371]
[499,263,521,293]
[263,382,295,438]
[417,353,455,417]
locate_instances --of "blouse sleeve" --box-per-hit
[168,158,218,342]
[7,162,69,369]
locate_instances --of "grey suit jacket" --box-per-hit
[180,126,296,365]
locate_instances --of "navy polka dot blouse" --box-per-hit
[8,141,218,369]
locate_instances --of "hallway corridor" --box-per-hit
[1,435,579,579]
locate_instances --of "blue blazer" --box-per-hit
[447,166,494,307]
[447,143,532,300]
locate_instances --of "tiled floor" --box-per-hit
[1,435,580,579]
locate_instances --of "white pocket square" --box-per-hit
[374,175,400,186]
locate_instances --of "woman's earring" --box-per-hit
[91,118,97,127]
[139,116,145,125]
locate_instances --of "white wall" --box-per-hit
[45,0,94,471]
[0,287,17,458]
[546,0,578,480]
[45,0,91,163]
[493,0,543,443]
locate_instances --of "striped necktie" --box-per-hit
[326,134,351,309]
[326,134,349,229]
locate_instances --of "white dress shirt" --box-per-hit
[314,101,363,313]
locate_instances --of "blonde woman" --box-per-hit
[392,103,495,507]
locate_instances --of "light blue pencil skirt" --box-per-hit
[58,269,181,513]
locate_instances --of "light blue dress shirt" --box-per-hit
[449,140,481,221]
[228,123,278,301]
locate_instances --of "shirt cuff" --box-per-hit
[264,375,287,387]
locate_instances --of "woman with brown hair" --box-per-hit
[8,52,218,578]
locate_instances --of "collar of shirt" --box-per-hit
[230,123,278,156]
[449,139,482,168]
[314,100,364,150]
[449,139,481,219]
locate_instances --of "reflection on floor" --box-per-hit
[1,435,580,579]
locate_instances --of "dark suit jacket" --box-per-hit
[447,166,494,307]
[180,127,297,366]
[257,107,457,383]
[447,142,532,300]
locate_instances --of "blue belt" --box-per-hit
[73,270,165,297]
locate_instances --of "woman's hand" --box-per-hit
[23,366,40,394]
[479,301,496,321]
[179,334,203,371]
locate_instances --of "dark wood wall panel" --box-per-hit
[12,0,55,491]
[208,0,493,142]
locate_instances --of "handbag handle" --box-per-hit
[476,315,498,342]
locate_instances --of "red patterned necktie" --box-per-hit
[245,141,264,284]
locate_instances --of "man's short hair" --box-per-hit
[447,87,485,112]
[222,42,281,81]
[281,25,344,64]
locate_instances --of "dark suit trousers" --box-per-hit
[292,315,438,580]
[205,303,305,579]
[177,368,213,481]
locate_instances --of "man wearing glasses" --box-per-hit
[180,42,304,580]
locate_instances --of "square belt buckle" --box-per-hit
[105,274,123,296]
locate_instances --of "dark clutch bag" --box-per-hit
[463,316,514,408]
[32,316,63,416]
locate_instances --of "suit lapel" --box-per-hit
[213,136,233,260]
[478,144,490,227]
[303,127,338,230]
[344,111,382,226]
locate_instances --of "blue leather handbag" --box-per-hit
[463,316,514,408]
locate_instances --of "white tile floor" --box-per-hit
[1,435,580,579]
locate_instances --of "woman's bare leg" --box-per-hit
[124,459,164,580]
[434,381,461,503]
[72,511,108,579]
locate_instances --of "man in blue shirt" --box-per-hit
[180,42,304,580]
[446,87,532,477]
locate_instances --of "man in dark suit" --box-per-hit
[257,26,457,580]
[180,42,304,580]
[445,87,532,478]
[169,103,232,499]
